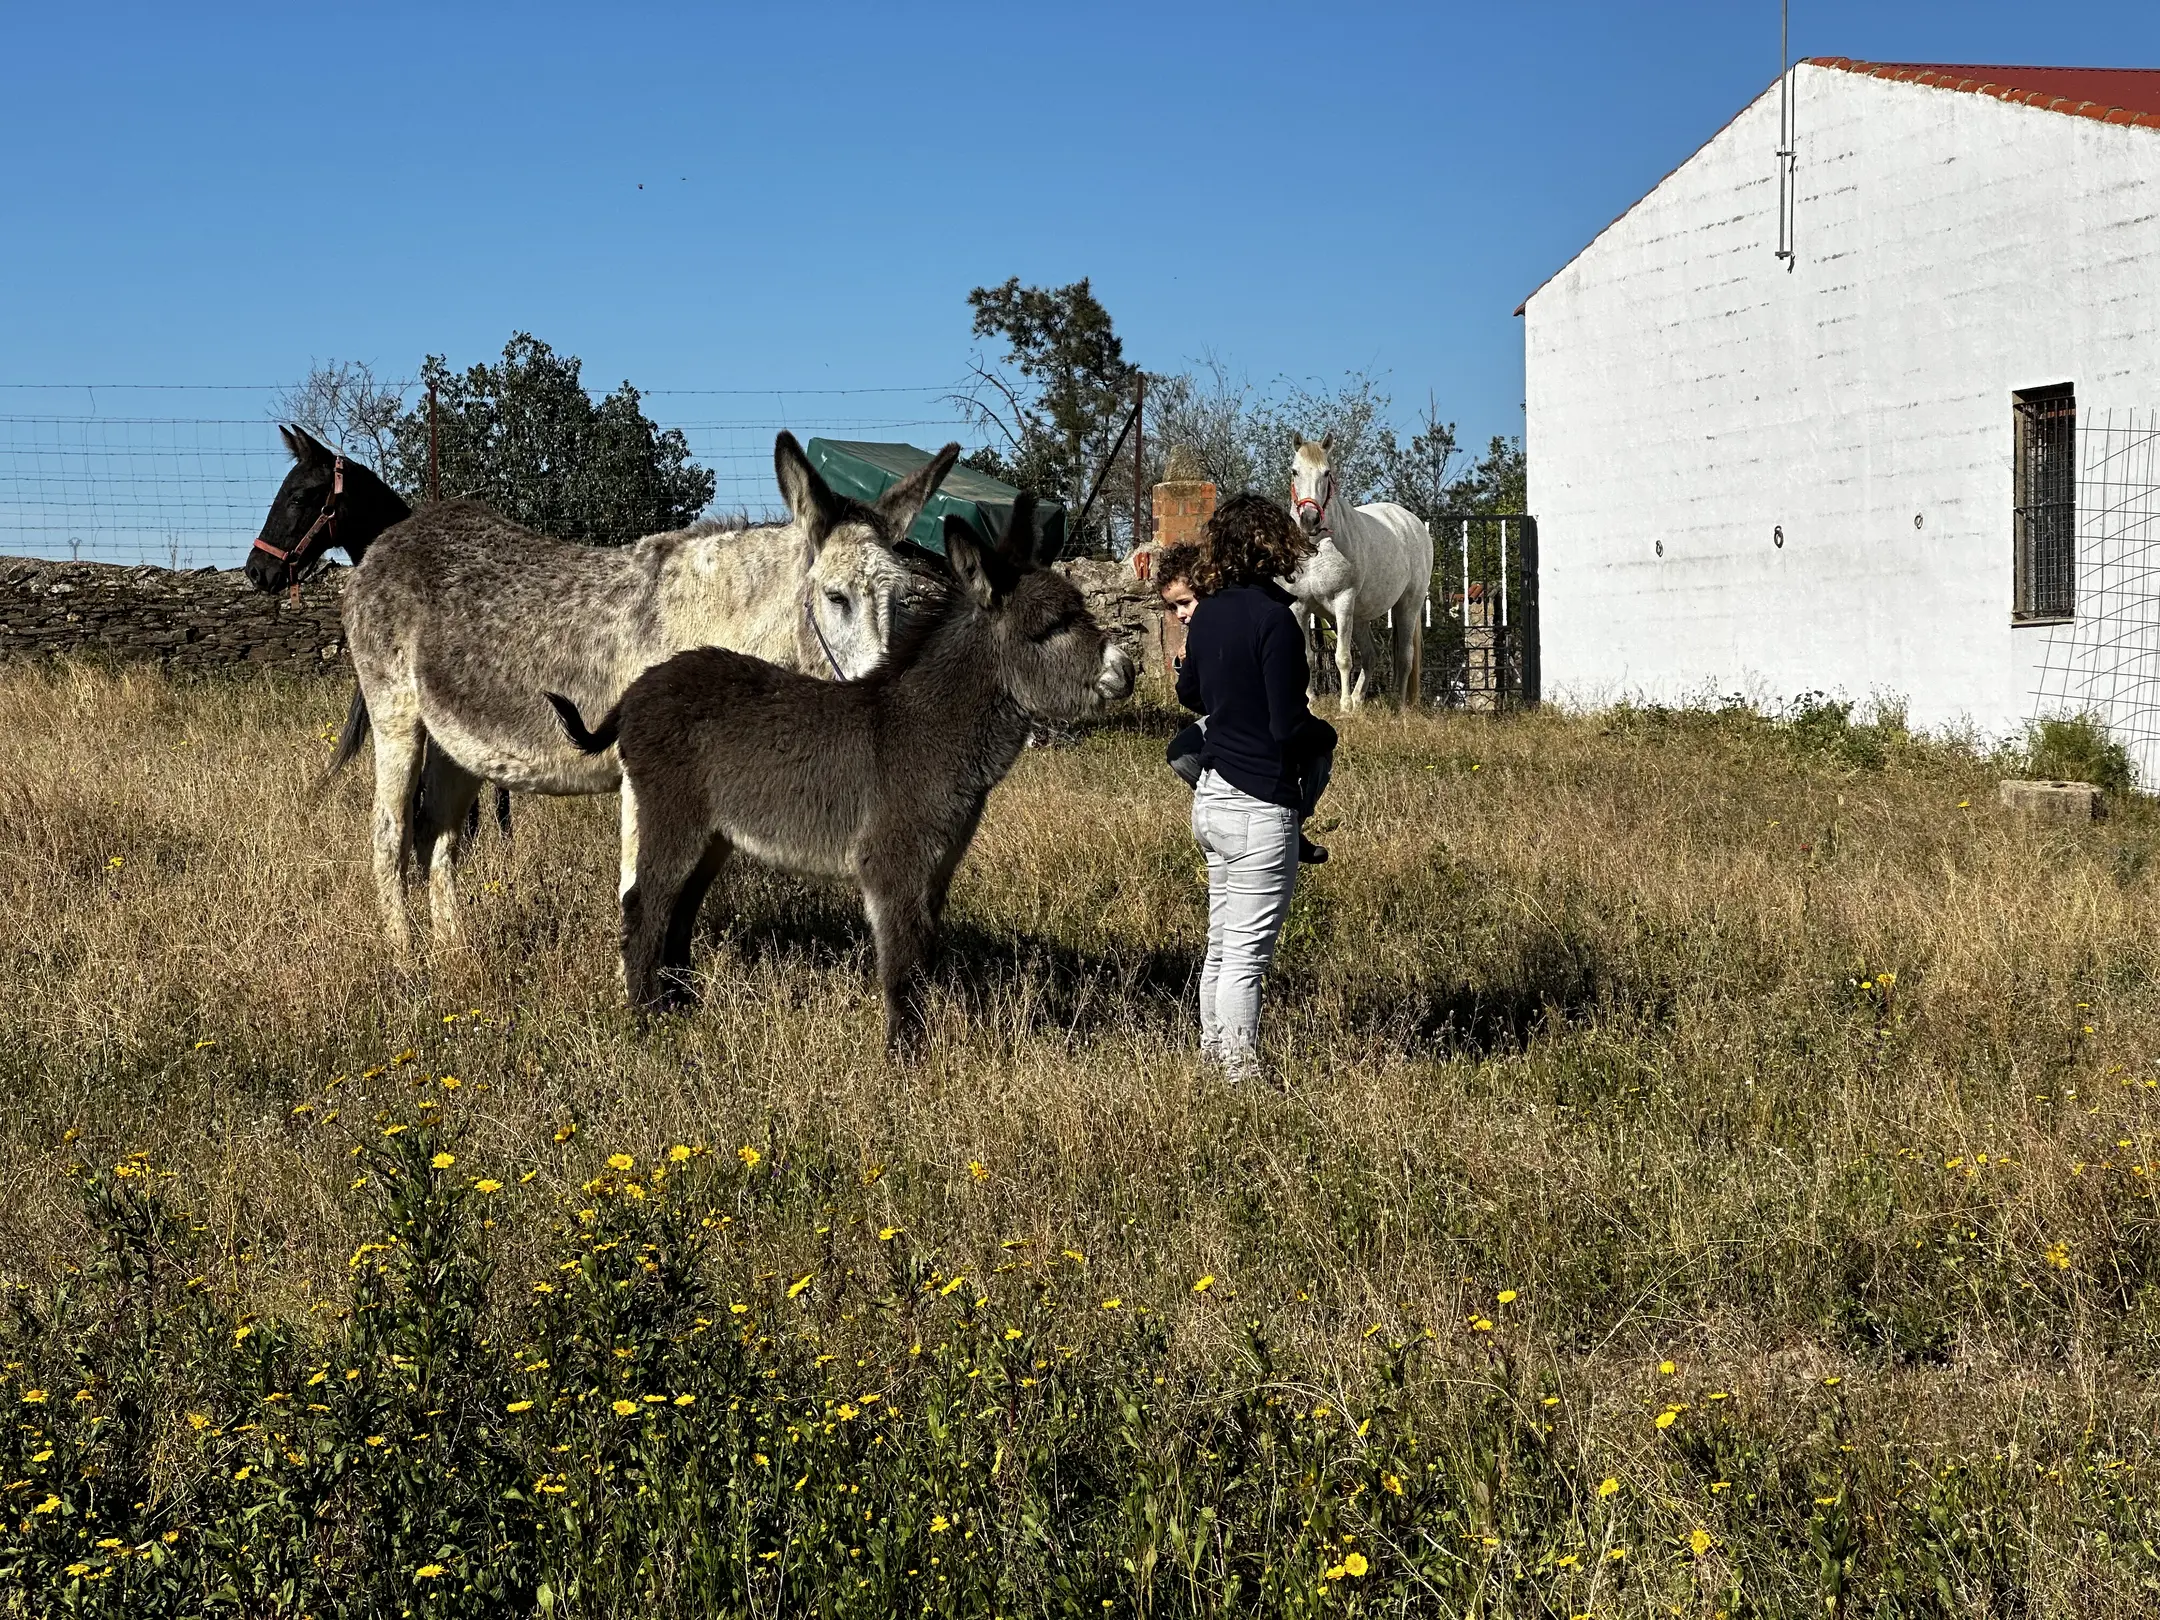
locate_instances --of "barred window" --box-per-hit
[2013,384,2076,622]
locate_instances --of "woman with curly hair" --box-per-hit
[1172,492,1338,1082]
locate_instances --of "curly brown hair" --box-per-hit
[1190,491,1313,595]
[1152,540,1202,592]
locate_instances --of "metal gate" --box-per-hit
[1424,513,1538,710]
[1283,512,1539,711]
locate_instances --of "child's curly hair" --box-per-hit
[1153,540,1202,591]
[1191,491,1313,595]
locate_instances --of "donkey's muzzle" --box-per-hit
[1096,642,1136,704]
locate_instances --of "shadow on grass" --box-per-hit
[1327,929,1666,1062]
[690,866,1655,1059]
[710,891,1202,1041]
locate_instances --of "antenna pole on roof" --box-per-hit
[1775,0,1797,269]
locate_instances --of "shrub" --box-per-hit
[2024,712,2136,796]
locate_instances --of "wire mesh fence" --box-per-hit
[0,382,977,568]
[2030,408,2160,783]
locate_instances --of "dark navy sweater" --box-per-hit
[1174,580,1337,809]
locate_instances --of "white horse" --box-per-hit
[1283,437,1434,708]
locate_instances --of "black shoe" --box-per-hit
[1299,836,1329,865]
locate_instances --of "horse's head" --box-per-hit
[1289,434,1336,537]
[774,431,961,678]
[244,426,409,594]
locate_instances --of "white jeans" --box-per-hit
[1191,769,1300,1076]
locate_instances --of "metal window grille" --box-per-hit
[2015,384,2077,620]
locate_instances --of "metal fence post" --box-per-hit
[1131,375,1146,552]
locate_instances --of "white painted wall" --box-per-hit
[1524,65,2160,735]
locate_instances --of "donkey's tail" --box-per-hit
[313,684,372,798]
[547,692,620,756]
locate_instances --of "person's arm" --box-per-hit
[1260,610,1316,745]
[1175,611,1204,714]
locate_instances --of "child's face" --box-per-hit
[1160,579,1199,625]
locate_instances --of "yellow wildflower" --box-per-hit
[474,1179,502,1193]
[416,1563,445,1579]
[608,1153,634,1172]
[506,1400,534,1414]
[1496,1289,1518,1304]
[1193,1275,1215,1293]
[738,1145,761,1169]
[1689,1527,1713,1557]
[787,1272,815,1299]
[432,1153,455,1170]
[1343,1552,1369,1577]
[669,1144,692,1162]
[612,1399,638,1416]
[1597,1477,1619,1498]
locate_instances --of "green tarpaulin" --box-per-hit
[805,438,1066,561]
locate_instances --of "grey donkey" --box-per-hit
[546,493,1137,1050]
[331,429,959,955]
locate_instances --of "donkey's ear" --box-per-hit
[774,431,843,543]
[874,442,961,544]
[281,424,333,466]
[996,492,1039,569]
[943,518,1000,610]
[1319,432,1333,453]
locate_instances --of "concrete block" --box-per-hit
[1999,779,2104,820]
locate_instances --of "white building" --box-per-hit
[1523,59,2160,757]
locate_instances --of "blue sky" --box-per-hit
[3,1,2156,475]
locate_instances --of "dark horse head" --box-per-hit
[243,425,412,594]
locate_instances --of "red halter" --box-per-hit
[251,455,346,603]
[1292,466,1334,533]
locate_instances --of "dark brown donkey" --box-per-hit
[548,495,1136,1048]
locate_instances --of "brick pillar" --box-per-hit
[1136,476,1216,681]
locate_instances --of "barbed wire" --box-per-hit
[0,383,980,567]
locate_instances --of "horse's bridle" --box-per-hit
[1292,467,1335,535]
[251,454,346,603]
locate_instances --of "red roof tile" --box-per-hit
[1808,59,2160,128]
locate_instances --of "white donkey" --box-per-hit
[1283,437,1434,708]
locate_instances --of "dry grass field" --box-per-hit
[5,660,2160,1616]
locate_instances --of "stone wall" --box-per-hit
[0,556,349,675]
[1058,556,1179,690]
[0,552,1177,690]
